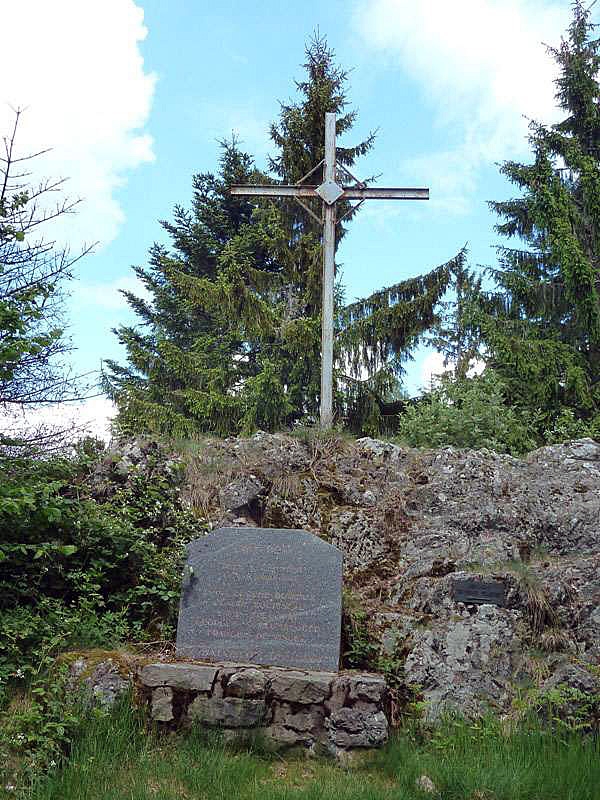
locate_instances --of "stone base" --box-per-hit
[139,661,389,755]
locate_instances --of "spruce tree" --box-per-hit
[104,142,272,436]
[478,1,600,436]
[105,36,459,436]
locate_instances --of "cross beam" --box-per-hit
[229,185,429,201]
[229,112,429,429]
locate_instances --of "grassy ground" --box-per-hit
[13,704,599,800]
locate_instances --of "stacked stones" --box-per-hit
[140,662,388,756]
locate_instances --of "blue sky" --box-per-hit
[1,0,577,435]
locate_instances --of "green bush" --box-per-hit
[0,444,202,703]
[543,408,600,445]
[395,370,538,454]
[0,441,203,787]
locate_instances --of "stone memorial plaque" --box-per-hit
[452,579,506,607]
[176,527,343,671]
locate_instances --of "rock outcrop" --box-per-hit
[181,433,600,717]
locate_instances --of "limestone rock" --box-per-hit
[328,509,387,570]
[416,774,438,794]
[226,668,269,698]
[219,476,265,512]
[140,663,217,692]
[267,670,332,704]
[542,663,599,695]
[356,437,402,461]
[404,604,519,718]
[151,687,174,722]
[376,613,416,656]
[327,707,388,748]
[348,674,386,704]
[68,657,131,707]
[187,696,267,728]
[540,663,600,727]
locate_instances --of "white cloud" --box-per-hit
[417,349,486,393]
[0,0,156,248]
[196,101,273,161]
[1,395,117,444]
[355,0,571,212]
[74,274,152,312]
[419,350,449,388]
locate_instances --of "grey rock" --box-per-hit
[264,723,313,747]
[226,668,269,699]
[416,775,438,794]
[328,509,387,570]
[404,604,519,718]
[356,437,402,461]
[272,702,324,732]
[151,687,174,722]
[542,663,599,695]
[325,677,348,713]
[527,438,600,466]
[219,476,265,512]
[187,696,266,728]
[327,707,388,748]
[68,657,131,707]
[139,663,217,692]
[377,614,416,656]
[352,700,382,713]
[540,663,599,726]
[268,670,333,704]
[348,674,387,704]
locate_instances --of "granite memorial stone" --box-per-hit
[176,527,343,671]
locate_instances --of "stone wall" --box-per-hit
[139,661,388,756]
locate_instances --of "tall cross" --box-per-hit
[230,112,429,429]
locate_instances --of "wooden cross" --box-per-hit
[230,112,429,429]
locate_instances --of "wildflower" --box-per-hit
[14,669,24,679]
[4,784,15,792]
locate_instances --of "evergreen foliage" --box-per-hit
[475,1,600,435]
[105,37,459,436]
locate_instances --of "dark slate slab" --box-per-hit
[452,578,506,607]
[176,528,343,671]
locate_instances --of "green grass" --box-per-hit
[17,706,600,800]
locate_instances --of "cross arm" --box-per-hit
[229,184,318,198]
[342,187,429,200]
[229,184,429,201]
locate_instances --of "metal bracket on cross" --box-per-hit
[229,112,429,430]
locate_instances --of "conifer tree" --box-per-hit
[105,36,458,436]
[477,1,600,435]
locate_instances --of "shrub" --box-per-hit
[0,442,202,704]
[395,370,538,454]
[543,408,600,445]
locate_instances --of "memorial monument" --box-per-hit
[176,527,343,671]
